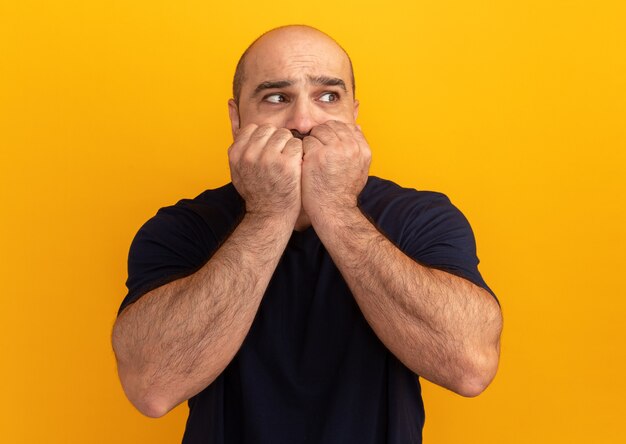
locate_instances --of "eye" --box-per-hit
[319,92,339,103]
[264,93,287,104]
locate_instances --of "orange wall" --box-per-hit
[1,1,625,442]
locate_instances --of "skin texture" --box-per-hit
[228,26,360,229]
[111,25,503,418]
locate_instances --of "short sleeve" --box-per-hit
[118,205,220,316]
[398,194,496,300]
[117,185,244,317]
[359,177,497,302]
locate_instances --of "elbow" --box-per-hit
[454,344,501,398]
[454,374,494,398]
[111,323,173,418]
[455,296,503,397]
[116,362,174,418]
[129,393,172,419]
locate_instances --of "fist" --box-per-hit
[301,121,371,220]
[228,124,303,222]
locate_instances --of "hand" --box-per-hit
[228,124,303,224]
[301,121,371,223]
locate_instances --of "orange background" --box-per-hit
[1,1,625,442]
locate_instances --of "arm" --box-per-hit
[311,206,501,396]
[112,124,303,417]
[301,121,503,396]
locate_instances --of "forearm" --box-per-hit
[112,212,294,417]
[311,206,502,396]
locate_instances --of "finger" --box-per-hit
[348,125,365,140]
[229,123,258,156]
[234,123,259,145]
[309,123,338,145]
[352,124,369,149]
[334,122,366,148]
[324,120,353,141]
[245,124,278,159]
[263,127,295,155]
[249,124,278,144]
[302,135,323,154]
[352,126,372,163]
[282,137,303,157]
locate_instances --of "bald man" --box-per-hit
[112,25,502,443]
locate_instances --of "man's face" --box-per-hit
[228,27,359,137]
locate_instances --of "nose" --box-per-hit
[284,98,317,135]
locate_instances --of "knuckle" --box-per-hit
[252,124,275,139]
[275,127,292,138]
[240,150,256,165]
[236,124,257,140]
[286,137,302,149]
[227,145,240,162]
[268,129,291,147]
[310,125,323,135]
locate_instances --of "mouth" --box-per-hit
[290,130,310,140]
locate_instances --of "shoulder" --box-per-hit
[128,183,244,274]
[138,183,244,242]
[360,176,453,209]
[156,183,243,227]
[360,176,495,298]
[359,176,466,236]
[120,184,244,314]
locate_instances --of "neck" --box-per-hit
[294,209,311,232]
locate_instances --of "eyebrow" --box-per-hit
[251,76,348,98]
[252,80,293,96]
[308,75,347,92]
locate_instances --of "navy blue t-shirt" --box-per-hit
[119,176,495,444]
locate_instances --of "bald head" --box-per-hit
[232,25,355,105]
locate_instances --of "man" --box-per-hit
[112,25,502,443]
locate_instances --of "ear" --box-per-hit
[228,99,240,139]
[353,99,360,122]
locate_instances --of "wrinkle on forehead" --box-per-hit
[233,25,355,102]
[247,50,349,88]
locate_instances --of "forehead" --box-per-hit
[242,29,352,91]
